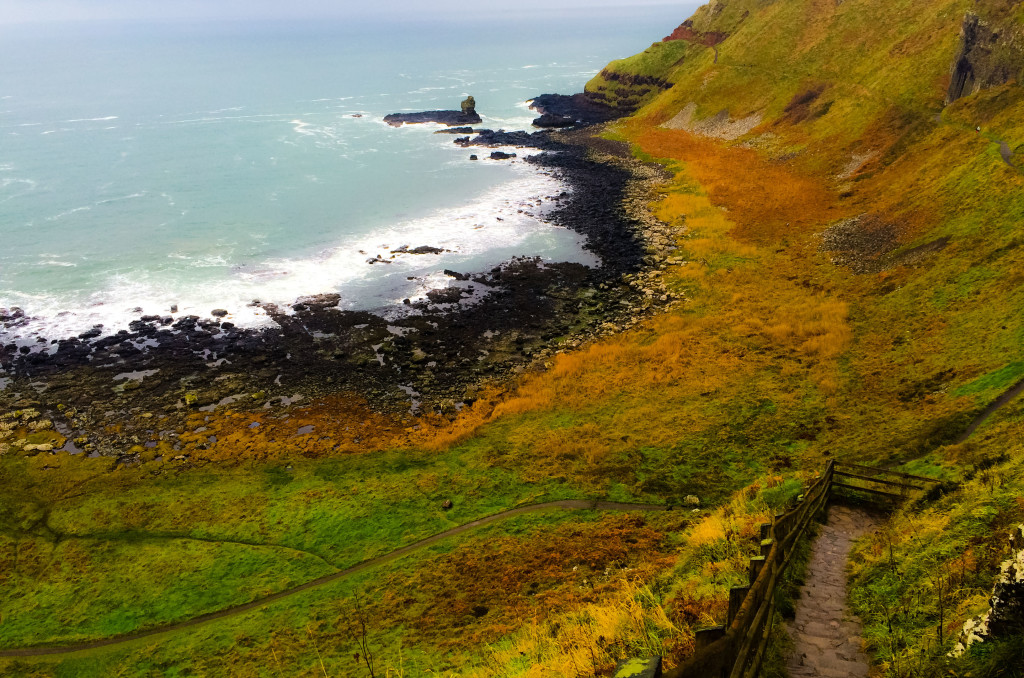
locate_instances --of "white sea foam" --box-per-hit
[64,116,118,123]
[46,205,92,221]
[0,160,588,346]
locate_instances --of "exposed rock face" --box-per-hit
[947,12,1024,104]
[586,69,673,112]
[461,95,476,115]
[663,19,729,46]
[950,525,1024,656]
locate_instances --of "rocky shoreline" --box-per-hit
[0,106,684,461]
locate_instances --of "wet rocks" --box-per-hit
[532,113,576,128]
[435,126,476,135]
[392,245,445,255]
[489,151,517,160]
[383,102,483,127]
[211,309,229,318]
[293,293,341,311]
[528,93,621,125]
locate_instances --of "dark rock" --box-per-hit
[947,13,1024,104]
[392,245,444,255]
[1,307,25,322]
[435,126,476,134]
[442,499,453,510]
[294,293,341,310]
[443,270,470,281]
[169,304,178,313]
[469,154,478,161]
[490,151,517,160]
[532,113,576,128]
[426,288,464,304]
[211,309,229,318]
[465,129,538,148]
[528,93,621,125]
[461,95,476,116]
[383,109,482,127]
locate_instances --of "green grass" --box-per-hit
[0,444,608,649]
[0,508,677,677]
[954,361,1024,397]
[847,404,1024,678]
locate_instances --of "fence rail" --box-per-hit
[618,460,941,678]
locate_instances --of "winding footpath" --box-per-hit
[786,505,879,678]
[0,499,666,658]
[956,376,1024,443]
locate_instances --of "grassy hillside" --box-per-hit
[3,0,1024,675]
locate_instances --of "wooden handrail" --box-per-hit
[834,470,923,490]
[832,482,910,498]
[834,461,943,483]
[662,460,835,678]
[648,458,939,678]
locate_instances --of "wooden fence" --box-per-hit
[617,460,942,678]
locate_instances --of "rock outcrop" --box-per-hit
[384,97,482,127]
[950,524,1024,656]
[947,12,1024,104]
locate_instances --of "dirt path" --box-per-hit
[0,499,666,658]
[956,376,1024,443]
[786,505,879,678]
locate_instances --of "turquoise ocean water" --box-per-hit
[0,8,681,343]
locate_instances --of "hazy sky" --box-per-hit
[1,0,695,25]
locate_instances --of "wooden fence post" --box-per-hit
[749,556,765,584]
[728,586,750,626]
[694,626,726,650]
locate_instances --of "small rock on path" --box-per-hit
[786,505,878,678]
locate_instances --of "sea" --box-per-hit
[0,7,682,346]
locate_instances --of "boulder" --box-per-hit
[684,495,701,506]
[490,151,517,160]
[211,309,229,318]
[461,95,476,115]
[532,113,576,128]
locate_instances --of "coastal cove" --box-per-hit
[0,9,685,457]
[0,116,683,459]
[0,11,681,345]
